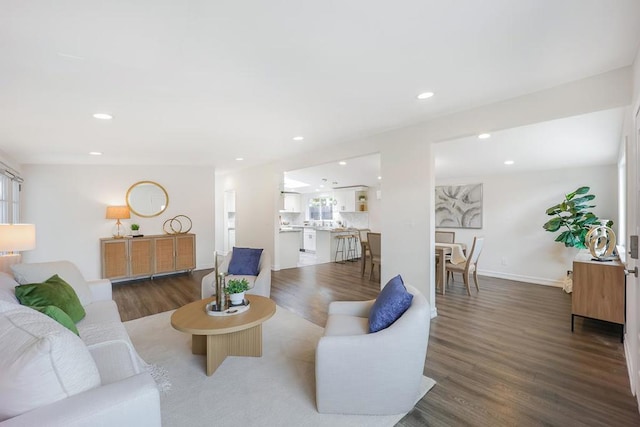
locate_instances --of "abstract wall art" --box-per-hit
[435,183,483,229]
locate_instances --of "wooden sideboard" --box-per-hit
[571,251,625,341]
[101,233,196,280]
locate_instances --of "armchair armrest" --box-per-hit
[327,300,375,317]
[251,259,272,298]
[87,279,113,302]
[0,373,160,427]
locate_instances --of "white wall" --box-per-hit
[437,165,618,286]
[21,164,216,280]
[216,163,280,269]
[215,67,631,318]
[367,187,382,232]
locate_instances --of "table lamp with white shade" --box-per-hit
[106,205,130,238]
[0,223,36,274]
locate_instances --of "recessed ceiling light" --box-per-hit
[89,151,102,156]
[315,189,320,192]
[504,160,514,165]
[478,133,491,139]
[378,176,382,180]
[319,184,324,188]
[235,157,244,161]
[93,113,113,120]
[292,136,304,141]
[338,161,347,166]
[417,92,434,100]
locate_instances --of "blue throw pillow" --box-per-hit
[228,247,264,276]
[368,275,413,333]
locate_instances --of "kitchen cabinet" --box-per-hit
[303,228,316,252]
[333,188,368,212]
[101,233,196,280]
[280,192,301,212]
[279,229,302,269]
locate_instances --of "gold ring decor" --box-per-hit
[163,215,193,234]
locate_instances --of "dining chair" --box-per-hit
[358,228,371,276]
[367,232,381,281]
[435,231,455,244]
[445,236,484,295]
[436,230,456,282]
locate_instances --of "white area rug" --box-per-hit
[125,306,435,427]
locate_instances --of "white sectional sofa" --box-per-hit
[0,261,161,426]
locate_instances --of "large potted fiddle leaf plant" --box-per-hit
[543,186,611,249]
[543,186,613,293]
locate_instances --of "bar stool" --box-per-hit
[345,233,357,262]
[334,235,348,263]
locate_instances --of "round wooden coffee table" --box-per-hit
[171,294,276,376]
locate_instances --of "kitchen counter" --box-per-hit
[279,228,302,233]
[315,229,362,263]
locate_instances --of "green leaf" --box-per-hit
[572,195,595,204]
[575,186,590,195]
[545,204,561,215]
[543,217,563,232]
[555,231,569,243]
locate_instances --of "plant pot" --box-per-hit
[229,292,245,305]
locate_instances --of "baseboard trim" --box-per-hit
[624,335,636,395]
[478,269,564,288]
[430,306,438,319]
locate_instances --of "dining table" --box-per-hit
[435,243,467,294]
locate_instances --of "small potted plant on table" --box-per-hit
[131,223,141,236]
[225,278,250,305]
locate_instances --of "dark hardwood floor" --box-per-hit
[113,262,640,426]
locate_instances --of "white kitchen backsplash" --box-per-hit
[337,212,369,229]
[280,212,302,225]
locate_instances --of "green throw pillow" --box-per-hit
[31,305,80,336]
[15,274,86,323]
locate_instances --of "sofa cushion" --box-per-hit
[80,299,122,326]
[324,314,369,337]
[228,247,263,276]
[12,261,93,306]
[0,301,101,421]
[0,272,19,305]
[368,275,413,333]
[15,274,86,323]
[31,305,79,335]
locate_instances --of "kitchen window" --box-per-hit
[308,197,334,221]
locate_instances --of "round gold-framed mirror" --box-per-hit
[126,181,169,217]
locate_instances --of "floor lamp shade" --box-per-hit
[0,224,36,252]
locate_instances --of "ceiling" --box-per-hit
[1,1,640,173]
[435,107,626,179]
[284,153,381,193]
[285,106,625,190]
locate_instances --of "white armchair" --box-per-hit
[315,284,430,415]
[201,251,271,299]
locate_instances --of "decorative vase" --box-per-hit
[229,292,245,305]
